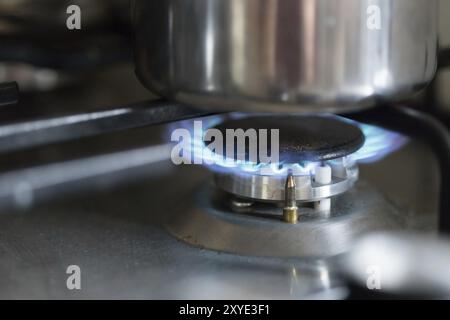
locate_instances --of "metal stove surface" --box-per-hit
[0,131,438,299]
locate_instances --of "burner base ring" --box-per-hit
[165,180,405,258]
[214,160,358,203]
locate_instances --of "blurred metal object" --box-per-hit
[345,232,450,298]
[0,143,172,211]
[0,64,72,91]
[0,81,18,107]
[0,100,214,154]
[134,0,438,113]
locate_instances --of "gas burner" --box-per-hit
[165,114,407,258]
[211,115,364,217]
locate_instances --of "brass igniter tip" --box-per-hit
[283,171,298,224]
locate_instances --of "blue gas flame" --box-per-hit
[335,115,408,164]
[167,113,408,174]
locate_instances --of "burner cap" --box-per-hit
[210,116,365,163]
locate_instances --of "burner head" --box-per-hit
[211,116,365,163]
[214,160,358,203]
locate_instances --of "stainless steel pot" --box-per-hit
[133,0,438,113]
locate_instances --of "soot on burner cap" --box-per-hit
[211,116,365,163]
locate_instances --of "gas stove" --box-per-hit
[0,0,449,302]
